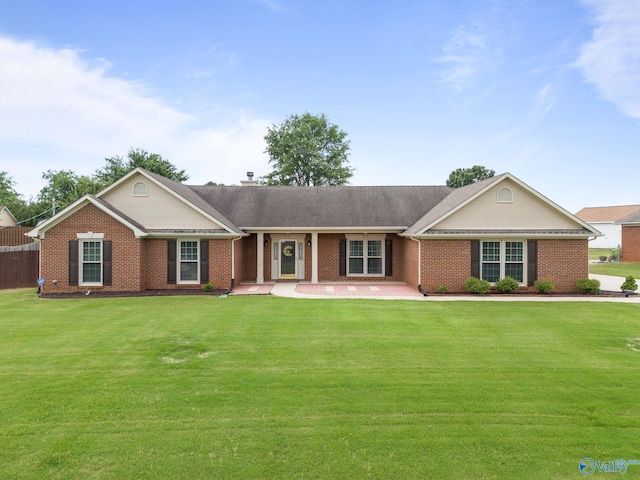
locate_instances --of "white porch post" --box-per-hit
[311,231,319,284]
[257,232,264,284]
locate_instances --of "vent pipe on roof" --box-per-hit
[241,171,258,186]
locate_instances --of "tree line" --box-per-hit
[1,149,187,227]
[1,113,494,227]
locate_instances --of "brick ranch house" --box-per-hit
[618,209,640,263]
[27,168,600,294]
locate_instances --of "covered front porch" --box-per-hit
[239,231,410,285]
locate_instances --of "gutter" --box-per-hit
[410,236,428,296]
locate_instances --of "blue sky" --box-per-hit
[1,0,639,213]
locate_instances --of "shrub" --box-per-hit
[576,278,600,295]
[464,277,491,295]
[533,280,554,294]
[202,283,215,292]
[436,285,448,294]
[620,276,638,292]
[495,276,519,294]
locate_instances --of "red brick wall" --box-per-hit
[534,239,586,292]
[621,226,640,262]
[402,238,419,288]
[241,234,257,282]
[144,238,233,290]
[316,233,404,282]
[420,239,471,293]
[41,204,142,293]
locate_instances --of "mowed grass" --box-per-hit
[589,261,640,279]
[1,290,640,479]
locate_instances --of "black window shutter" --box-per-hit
[167,240,177,284]
[200,240,209,284]
[69,240,79,286]
[470,240,480,278]
[103,240,112,286]
[339,238,346,276]
[527,240,538,286]
[385,239,393,277]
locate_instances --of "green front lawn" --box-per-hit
[1,290,639,479]
[589,261,640,279]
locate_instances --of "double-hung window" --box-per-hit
[347,235,384,276]
[481,240,525,283]
[179,240,199,283]
[81,240,103,285]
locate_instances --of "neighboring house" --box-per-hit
[27,168,600,294]
[618,210,640,263]
[574,205,640,249]
[0,206,18,227]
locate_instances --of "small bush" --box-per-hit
[495,276,519,294]
[533,280,554,294]
[436,285,448,294]
[576,278,600,295]
[620,275,638,291]
[464,277,491,295]
[202,283,215,292]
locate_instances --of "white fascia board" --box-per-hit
[27,195,94,238]
[28,195,147,239]
[243,226,407,233]
[145,232,248,239]
[408,232,596,240]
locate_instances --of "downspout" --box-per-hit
[224,236,242,294]
[410,236,428,296]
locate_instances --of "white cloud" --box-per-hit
[0,36,271,195]
[575,0,640,119]
[436,23,498,92]
[533,84,555,118]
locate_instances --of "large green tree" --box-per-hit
[261,113,354,186]
[37,170,102,214]
[95,148,189,186]
[446,165,495,188]
[0,171,23,213]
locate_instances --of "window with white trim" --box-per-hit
[347,235,384,276]
[481,240,525,283]
[81,239,103,285]
[179,240,199,283]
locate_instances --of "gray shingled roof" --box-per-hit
[618,209,640,224]
[91,196,148,233]
[188,185,453,229]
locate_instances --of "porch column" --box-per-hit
[311,231,319,284]
[257,232,264,284]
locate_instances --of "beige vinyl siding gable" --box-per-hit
[101,174,224,230]
[432,179,579,231]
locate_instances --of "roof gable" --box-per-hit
[0,206,18,226]
[404,173,599,236]
[99,169,243,235]
[27,195,147,238]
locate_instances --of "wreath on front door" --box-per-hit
[283,245,294,257]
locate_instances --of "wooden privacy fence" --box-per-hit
[0,227,32,246]
[0,242,40,289]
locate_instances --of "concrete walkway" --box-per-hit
[230,275,640,303]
